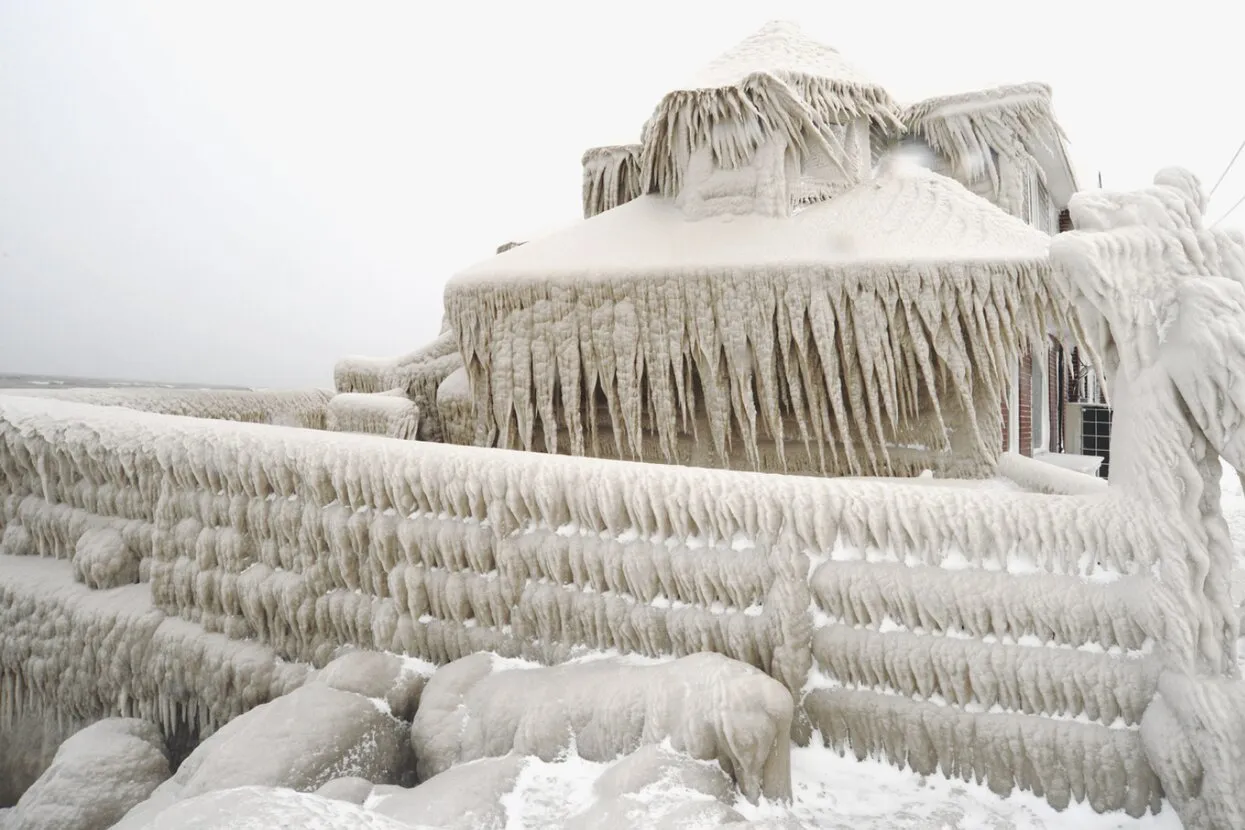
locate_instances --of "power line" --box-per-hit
[1208,136,1245,201]
[1212,190,1245,228]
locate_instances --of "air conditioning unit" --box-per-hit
[1064,402,1113,478]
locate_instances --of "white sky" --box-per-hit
[2,0,1242,388]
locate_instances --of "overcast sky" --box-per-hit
[2,0,1242,388]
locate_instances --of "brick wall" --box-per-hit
[1048,341,1061,452]
[1001,397,1009,452]
[1018,350,1033,457]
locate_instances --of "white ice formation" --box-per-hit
[6,17,1245,830]
[0,386,332,429]
[409,651,793,802]
[582,145,643,219]
[327,390,421,441]
[333,329,462,442]
[904,83,1069,220]
[3,718,169,830]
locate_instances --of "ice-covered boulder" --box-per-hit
[411,652,794,802]
[0,712,87,808]
[116,683,411,826]
[3,718,169,830]
[71,526,139,589]
[372,754,526,829]
[122,786,423,829]
[307,649,433,721]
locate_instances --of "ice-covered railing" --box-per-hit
[326,391,420,441]
[0,391,1183,815]
[0,387,332,430]
[333,328,462,442]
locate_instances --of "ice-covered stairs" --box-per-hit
[801,558,1164,817]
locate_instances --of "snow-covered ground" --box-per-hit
[488,739,1178,830]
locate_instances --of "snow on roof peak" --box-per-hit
[684,20,889,99]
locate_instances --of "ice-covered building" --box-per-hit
[12,18,1245,830]
[342,21,1093,479]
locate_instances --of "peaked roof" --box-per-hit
[687,20,892,102]
[450,164,1049,287]
[639,21,904,198]
[904,82,1078,209]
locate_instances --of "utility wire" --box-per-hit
[1208,136,1245,201]
[1212,190,1245,228]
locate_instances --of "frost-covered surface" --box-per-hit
[0,555,307,757]
[434,366,474,445]
[996,451,1107,495]
[904,83,1065,219]
[122,786,421,830]
[582,145,643,219]
[125,683,410,816]
[640,20,902,201]
[3,718,169,830]
[447,166,1065,477]
[0,385,1198,818]
[326,390,420,441]
[410,652,793,801]
[0,386,332,429]
[333,330,462,442]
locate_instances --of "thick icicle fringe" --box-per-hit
[641,72,846,201]
[803,690,1162,817]
[582,145,644,218]
[904,83,1065,218]
[435,367,474,446]
[326,390,420,440]
[0,387,331,430]
[333,329,463,441]
[447,259,1065,477]
[639,22,904,202]
[0,554,306,755]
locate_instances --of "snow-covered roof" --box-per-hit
[685,20,892,102]
[445,165,1066,476]
[452,165,1049,286]
[582,145,643,219]
[639,21,904,199]
[904,82,1077,212]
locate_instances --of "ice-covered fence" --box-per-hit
[0,555,306,755]
[0,393,1179,815]
[0,387,332,430]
